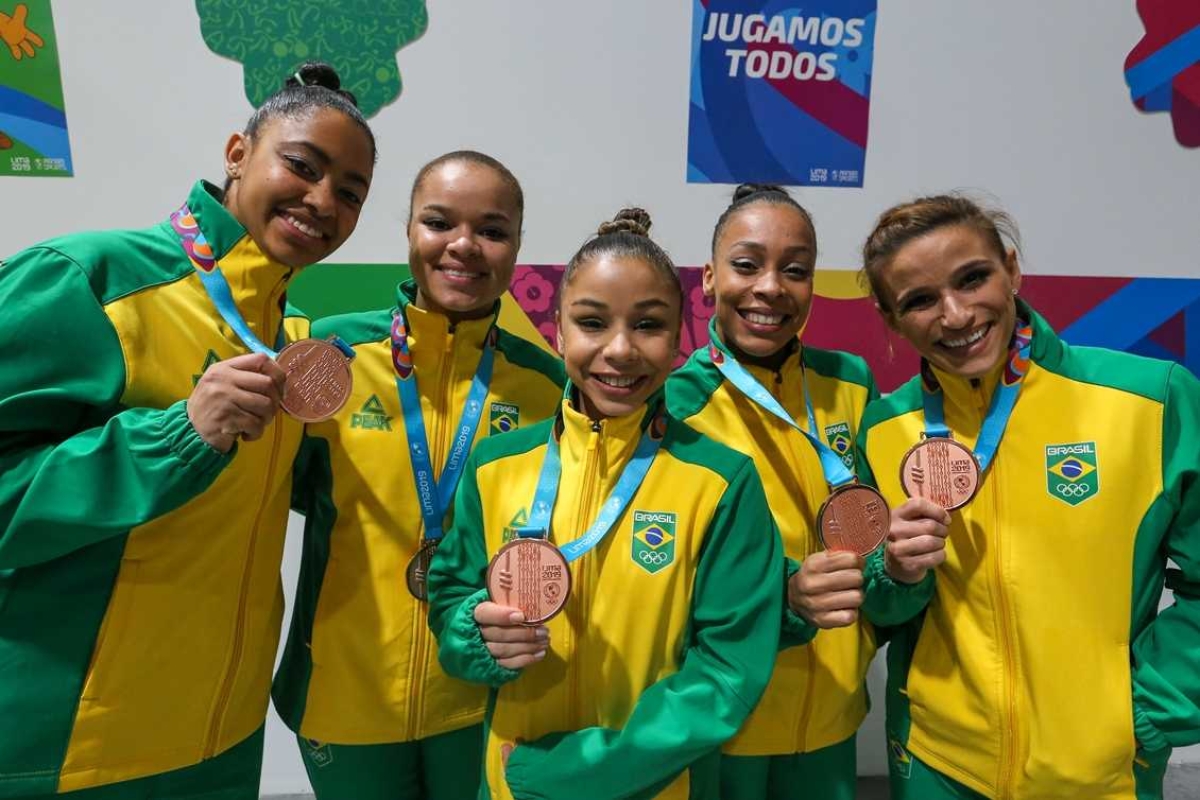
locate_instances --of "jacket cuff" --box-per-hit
[451,588,521,687]
[864,548,935,591]
[1133,704,1170,753]
[167,399,234,473]
[781,557,817,647]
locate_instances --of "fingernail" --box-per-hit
[534,649,547,660]
[535,627,549,641]
[509,612,524,624]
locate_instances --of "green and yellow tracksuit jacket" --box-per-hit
[0,180,308,795]
[859,303,1200,800]
[427,395,785,800]
[272,280,565,745]
[666,329,879,756]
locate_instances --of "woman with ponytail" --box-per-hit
[428,209,783,800]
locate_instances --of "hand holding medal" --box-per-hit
[188,352,288,453]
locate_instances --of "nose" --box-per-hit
[446,226,480,260]
[941,293,973,329]
[304,177,337,217]
[753,269,785,299]
[604,328,637,364]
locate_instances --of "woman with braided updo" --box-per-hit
[0,62,374,797]
[667,183,879,800]
[428,208,783,799]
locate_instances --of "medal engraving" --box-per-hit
[406,540,438,600]
[277,338,353,423]
[486,538,571,625]
[900,438,981,510]
[817,484,889,556]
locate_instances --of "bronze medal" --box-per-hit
[899,437,981,510]
[817,483,890,556]
[276,337,353,423]
[485,538,571,626]
[406,540,438,601]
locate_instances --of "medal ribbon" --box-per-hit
[517,407,665,563]
[391,312,495,543]
[920,322,1033,472]
[709,336,855,488]
[170,203,287,354]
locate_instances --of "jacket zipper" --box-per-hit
[204,296,287,757]
[408,323,457,740]
[568,419,602,726]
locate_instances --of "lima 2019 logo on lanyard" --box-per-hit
[1045,442,1099,506]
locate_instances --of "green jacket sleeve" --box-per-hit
[0,246,230,569]
[781,556,818,648]
[1131,364,1200,752]
[427,450,521,687]
[855,429,936,627]
[505,458,783,800]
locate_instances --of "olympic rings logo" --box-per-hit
[1056,482,1091,498]
[640,550,670,565]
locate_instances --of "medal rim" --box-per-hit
[817,483,890,556]
[485,537,572,626]
[405,540,439,601]
[277,337,354,423]
[898,437,981,511]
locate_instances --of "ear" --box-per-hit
[701,261,716,298]
[554,309,564,354]
[1005,248,1022,294]
[224,132,250,179]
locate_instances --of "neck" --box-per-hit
[720,323,799,371]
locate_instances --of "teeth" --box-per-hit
[442,268,477,279]
[943,327,987,348]
[284,214,322,238]
[596,375,638,388]
[745,311,785,325]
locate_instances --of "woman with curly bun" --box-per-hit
[0,62,375,797]
[428,209,783,800]
[857,194,1200,800]
[273,150,564,799]
[667,183,878,799]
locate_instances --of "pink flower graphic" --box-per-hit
[510,267,557,315]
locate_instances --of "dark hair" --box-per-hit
[226,61,376,194]
[561,208,683,309]
[860,193,1021,312]
[408,150,525,227]
[711,183,817,255]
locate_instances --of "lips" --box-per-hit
[940,323,991,351]
[278,211,329,243]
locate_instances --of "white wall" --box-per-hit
[3,1,1196,792]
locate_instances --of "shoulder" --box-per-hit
[665,347,724,422]
[861,374,923,432]
[661,415,756,486]
[804,346,875,390]
[311,308,393,346]
[1047,343,1176,405]
[472,416,554,469]
[494,327,566,387]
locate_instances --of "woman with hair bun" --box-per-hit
[427,209,783,799]
[667,183,879,799]
[273,150,564,799]
[857,194,1200,800]
[0,61,375,797]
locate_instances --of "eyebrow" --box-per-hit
[728,240,814,253]
[420,203,513,224]
[284,140,371,189]
[570,297,672,310]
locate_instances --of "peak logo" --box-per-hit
[351,395,392,431]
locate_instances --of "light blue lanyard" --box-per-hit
[920,322,1033,472]
[516,407,665,563]
[709,338,855,488]
[170,203,287,353]
[391,312,495,543]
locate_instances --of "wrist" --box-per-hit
[884,553,928,585]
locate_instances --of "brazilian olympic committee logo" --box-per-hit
[490,402,520,435]
[824,421,854,471]
[632,510,677,574]
[1045,442,1099,507]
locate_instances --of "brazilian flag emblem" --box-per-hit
[824,421,854,471]
[490,402,520,435]
[632,510,676,574]
[1045,442,1099,507]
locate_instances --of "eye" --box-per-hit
[339,188,363,207]
[783,262,814,280]
[635,316,667,331]
[898,293,935,315]
[572,315,606,331]
[959,267,991,289]
[729,258,758,273]
[480,226,511,242]
[284,155,318,180]
[420,216,450,232]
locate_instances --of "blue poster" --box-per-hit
[687,0,877,187]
